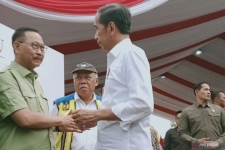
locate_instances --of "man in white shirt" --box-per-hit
[72,4,154,150]
[51,62,102,150]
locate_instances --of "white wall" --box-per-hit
[0,24,64,111]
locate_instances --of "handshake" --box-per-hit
[57,109,98,133]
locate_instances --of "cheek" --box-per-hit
[74,82,79,89]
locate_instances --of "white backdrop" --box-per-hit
[0,24,64,111]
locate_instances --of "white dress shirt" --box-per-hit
[51,92,98,150]
[96,38,154,150]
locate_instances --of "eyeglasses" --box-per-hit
[18,41,47,53]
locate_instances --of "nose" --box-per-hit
[94,32,98,40]
[80,78,87,84]
[36,49,44,56]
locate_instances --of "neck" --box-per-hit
[213,101,223,107]
[108,34,129,52]
[196,98,208,107]
[79,93,94,105]
[15,59,34,72]
[115,34,129,44]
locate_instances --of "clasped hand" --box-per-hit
[72,109,98,130]
[58,109,98,133]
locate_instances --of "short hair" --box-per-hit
[193,82,208,96]
[211,91,224,102]
[176,110,182,115]
[97,3,131,34]
[12,27,39,44]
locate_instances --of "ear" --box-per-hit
[195,89,199,96]
[95,77,99,87]
[13,41,21,54]
[108,22,116,36]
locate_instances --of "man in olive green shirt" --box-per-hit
[0,27,81,150]
[178,82,225,150]
[211,91,225,109]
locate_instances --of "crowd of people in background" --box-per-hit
[164,82,225,150]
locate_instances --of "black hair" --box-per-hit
[12,27,39,44]
[211,91,224,102]
[176,110,182,115]
[97,3,131,34]
[193,82,208,96]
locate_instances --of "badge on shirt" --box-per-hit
[63,102,70,110]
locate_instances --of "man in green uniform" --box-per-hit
[178,82,225,150]
[0,27,80,150]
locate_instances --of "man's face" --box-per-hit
[73,71,98,97]
[94,13,113,52]
[175,113,181,125]
[216,92,225,107]
[196,83,211,101]
[14,31,45,70]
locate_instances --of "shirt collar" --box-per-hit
[10,61,38,79]
[194,102,211,108]
[107,38,132,58]
[74,92,97,102]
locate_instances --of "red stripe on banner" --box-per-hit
[15,0,144,14]
[220,33,225,41]
[153,86,192,105]
[164,72,195,88]
[50,9,225,55]
[186,55,225,77]
[150,58,186,72]
[155,104,176,116]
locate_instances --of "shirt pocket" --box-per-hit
[21,90,40,112]
[39,93,49,114]
[189,114,201,126]
[208,112,220,125]
[0,85,11,104]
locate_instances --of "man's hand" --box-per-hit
[57,110,82,133]
[72,109,98,129]
[198,138,210,144]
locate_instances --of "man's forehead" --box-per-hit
[94,13,100,24]
[24,31,44,43]
[220,92,225,97]
[201,83,210,88]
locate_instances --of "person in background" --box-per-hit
[178,82,225,150]
[51,62,102,150]
[72,3,154,150]
[211,91,225,109]
[164,110,189,150]
[99,85,104,97]
[0,27,78,150]
[150,126,163,150]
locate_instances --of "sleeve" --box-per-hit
[50,104,59,116]
[177,109,197,142]
[0,73,28,120]
[216,107,225,145]
[111,51,154,130]
[164,130,171,150]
